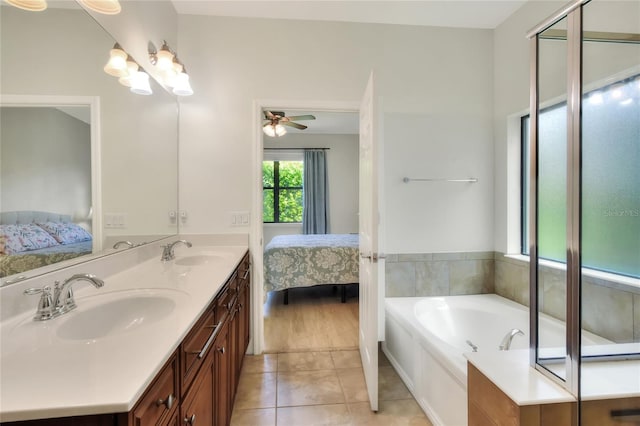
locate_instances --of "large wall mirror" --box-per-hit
[0,2,179,285]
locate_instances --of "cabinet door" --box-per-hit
[214,323,231,426]
[131,353,179,426]
[181,354,214,426]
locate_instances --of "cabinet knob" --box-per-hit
[218,346,225,354]
[184,414,196,425]
[155,393,175,410]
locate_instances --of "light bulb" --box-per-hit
[275,124,287,136]
[610,83,624,100]
[5,0,47,11]
[130,70,153,95]
[263,125,276,137]
[103,43,128,77]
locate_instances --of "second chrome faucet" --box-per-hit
[161,239,192,262]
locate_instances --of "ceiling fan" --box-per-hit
[263,111,316,137]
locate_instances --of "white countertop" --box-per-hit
[0,244,248,422]
[465,349,640,406]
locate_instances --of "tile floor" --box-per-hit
[230,349,433,426]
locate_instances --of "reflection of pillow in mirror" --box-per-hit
[37,222,92,245]
[0,224,60,254]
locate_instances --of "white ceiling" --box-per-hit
[171,0,527,30]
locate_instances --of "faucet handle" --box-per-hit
[24,286,58,321]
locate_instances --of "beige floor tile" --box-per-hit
[242,354,278,374]
[379,366,412,401]
[277,370,345,407]
[278,351,335,371]
[230,408,276,426]
[276,404,352,426]
[336,368,369,403]
[234,372,277,409]
[331,350,362,369]
[349,399,433,426]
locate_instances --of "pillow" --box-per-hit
[0,223,60,254]
[37,222,92,245]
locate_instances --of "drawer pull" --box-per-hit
[611,409,640,422]
[238,303,243,311]
[218,346,225,354]
[192,321,223,359]
[184,414,196,424]
[242,269,250,280]
[227,301,233,311]
[155,394,175,410]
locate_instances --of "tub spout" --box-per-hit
[499,328,524,351]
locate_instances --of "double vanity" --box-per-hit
[0,238,250,426]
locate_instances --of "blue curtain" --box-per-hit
[302,149,329,234]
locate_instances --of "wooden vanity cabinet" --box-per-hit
[4,251,250,426]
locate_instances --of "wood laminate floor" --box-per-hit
[264,284,359,353]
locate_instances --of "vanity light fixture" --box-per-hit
[4,0,47,11]
[172,67,194,96]
[263,123,287,137]
[149,41,194,96]
[130,68,153,96]
[103,43,128,77]
[117,55,139,87]
[78,0,121,14]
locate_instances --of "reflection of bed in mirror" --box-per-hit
[263,234,359,304]
[0,211,93,278]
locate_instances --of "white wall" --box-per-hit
[492,0,640,254]
[177,15,495,253]
[262,133,359,245]
[1,6,179,244]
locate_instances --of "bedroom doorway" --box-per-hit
[257,106,361,354]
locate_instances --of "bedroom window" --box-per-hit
[521,74,640,278]
[263,160,303,223]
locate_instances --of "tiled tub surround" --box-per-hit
[494,253,640,344]
[386,252,640,344]
[0,234,248,422]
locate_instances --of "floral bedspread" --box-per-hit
[0,240,92,278]
[263,234,359,295]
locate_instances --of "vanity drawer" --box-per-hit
[131,352,179,426]
[180,307,217,393]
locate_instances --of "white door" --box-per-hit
[359,71,380,412]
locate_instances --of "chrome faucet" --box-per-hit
[499,328,524,351]
[161,239,192,262]
[24,273,104,321]
[113,240,134,249]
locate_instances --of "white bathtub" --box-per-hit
[382,294,609,426]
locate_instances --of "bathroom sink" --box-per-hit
[56,289,185,341]
[174,253,228,266]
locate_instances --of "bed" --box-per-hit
[263,233,359,304]
[0,211,93,278]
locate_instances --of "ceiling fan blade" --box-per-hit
[281,121,307,130]
[264,110,275,119]
[286,114,316,121]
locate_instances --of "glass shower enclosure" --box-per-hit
[527,0,639,422]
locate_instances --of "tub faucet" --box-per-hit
[161,239,192,261]
[499,328,524,351]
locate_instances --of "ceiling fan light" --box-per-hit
[4,0,47,11]
[103,43,128,77]
[263,124,276,138]
[275,124,287,137]
[78,0,121,15]
[130,70,153,95]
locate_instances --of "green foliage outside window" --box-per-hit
[263,160,303,223]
